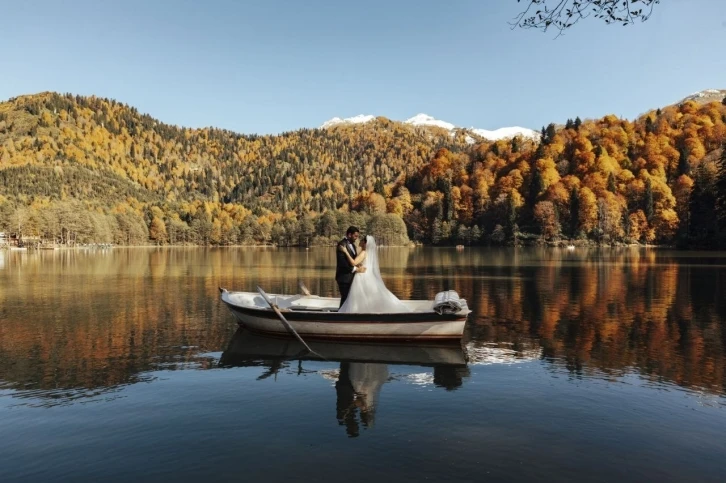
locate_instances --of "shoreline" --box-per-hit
[2,242,665,250]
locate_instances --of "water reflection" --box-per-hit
[218,330,472,437]
[0,247,725,406]
[2,247,726,482]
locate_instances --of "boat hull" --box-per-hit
[221,290,469,342]
[220,329,468,367]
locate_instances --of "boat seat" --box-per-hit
[286,295,340,312]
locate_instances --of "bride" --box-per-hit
[337,235,411,313]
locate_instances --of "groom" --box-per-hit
[336,226,366,307]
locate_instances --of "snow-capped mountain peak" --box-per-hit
[320,114,375,128]
[404,113,456,131]
[679,89,726,104]
[470,126,540,141]
[320,112,539,142]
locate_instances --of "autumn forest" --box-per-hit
[1,91,726,248]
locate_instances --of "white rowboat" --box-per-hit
[219,287,471,342]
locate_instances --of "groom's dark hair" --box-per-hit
[346,226,359,236]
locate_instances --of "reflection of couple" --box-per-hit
[335,226,410,313]
[333,362,469,438]
[335,362,388,438]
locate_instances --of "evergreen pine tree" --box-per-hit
[438,178,454,221]
[506,191,518,241]
[644,179,654,223]
[569,187,580,237]
[714,146,726,241]
[688,163,717,243]
[678,147,691,176]
[607,172,617,193]
[545,123,556,143]
[431,217,443,245]
[527,169,544,209]
[645,117,655,134]
[622,207,631,240]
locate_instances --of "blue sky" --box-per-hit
[2,0,725,134]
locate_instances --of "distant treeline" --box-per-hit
[1,92,726,248]
[0,198,411,247]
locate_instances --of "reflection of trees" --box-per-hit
[370,246,726,395]
[2,246,725,404]
[0,249,240,401]
[0,246,417,404]
[455,248,726,395]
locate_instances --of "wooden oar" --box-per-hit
[298,281,312,296]
[256,286,324,359]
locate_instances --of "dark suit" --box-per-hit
[336,237,357,307]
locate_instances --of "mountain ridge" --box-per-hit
[1,89,725,249]
[319,89,726,143]
[4,88,724,138]
[678,89,726,105]
[320,112,541,142]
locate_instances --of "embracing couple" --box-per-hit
[335,226,410,314]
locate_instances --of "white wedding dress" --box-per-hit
[338,236,411,314]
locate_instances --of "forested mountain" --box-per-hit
[1,91,725,247]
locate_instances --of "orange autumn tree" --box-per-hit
[404,99,725,245]
[1,92,725,246]
[533,201,560,239]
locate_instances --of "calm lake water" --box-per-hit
[1,246,725,482]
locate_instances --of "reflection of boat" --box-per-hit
[219,329,470,438]
[219,288,470,342]
[219,329,468,368]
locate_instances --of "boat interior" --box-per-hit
[224,291,438,313]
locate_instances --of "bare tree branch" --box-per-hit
[511,0,661,36]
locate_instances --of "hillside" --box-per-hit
[1,90,726,248]
[320,112,541,142]
[0,92,473,209]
